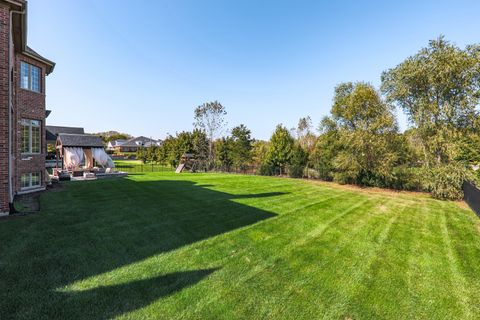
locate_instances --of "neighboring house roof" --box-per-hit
[46,126,85,142]
[46,125,85,135]
[144,141,161,147]
[109,140,126,147]
[46,131,57,142]
[120,136,159,148]
[57,134,104,148]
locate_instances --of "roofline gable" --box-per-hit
[5,1,56,74]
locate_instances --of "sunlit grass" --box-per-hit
[1,172,479,319]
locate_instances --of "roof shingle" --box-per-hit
[57,134,104,148]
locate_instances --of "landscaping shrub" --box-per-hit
[385,166,425,191]
[258,164,276,176]
[424,164,473,200]
[305,168,320,179]
[287,165,305,178]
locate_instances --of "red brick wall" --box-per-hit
[13,53,48,194]
[0,4,10,212]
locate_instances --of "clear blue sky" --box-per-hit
[29,0,480,140]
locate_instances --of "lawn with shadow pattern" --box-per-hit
[0,172,479,319]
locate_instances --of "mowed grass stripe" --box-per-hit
[174,197,376,318]
[1,172,480,319]
[64,189,362,292]
[251,197,398,319]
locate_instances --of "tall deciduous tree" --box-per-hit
[328,82,401,185]
[381,36,480,166]
[194,101,227,168]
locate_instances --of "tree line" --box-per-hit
[138,37,480,200]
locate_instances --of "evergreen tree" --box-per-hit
[266,125,295,175]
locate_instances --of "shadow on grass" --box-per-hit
[59,268,219,319]
[0,178,285,319]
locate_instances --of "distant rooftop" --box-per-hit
[120,136,159,148]
[46,125,85,142]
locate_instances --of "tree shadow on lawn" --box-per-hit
[1,179,284,319]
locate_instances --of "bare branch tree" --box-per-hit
[193,101,227,167]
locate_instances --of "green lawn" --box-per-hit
[1,172,479,319]
[113,160,174,174]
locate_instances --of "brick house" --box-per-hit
[0,0,55,214]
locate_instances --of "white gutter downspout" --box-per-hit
[8,8,25,214]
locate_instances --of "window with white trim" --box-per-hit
[21,172,41,190]
[21,119,41,154]
[20,62,41,92]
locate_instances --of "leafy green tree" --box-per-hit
[251,140,269,167]
[266,124,295,175]
[136,147,147,163]
[175,131,194,153]
[327,82,401,185]
[145,145,158,163]
[424,163,474,200]
[381,36,480,166]
[401,128,425,166]
[156,135,176,166]
[310,117,341,181]
[160,131,193,167]
[454,134,480,165]
[154,130,209,169]
[194,101,227,168]
[231,124,253,170]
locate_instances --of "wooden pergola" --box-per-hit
[55,133,104,170]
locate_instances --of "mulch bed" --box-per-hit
[0,183,64,221]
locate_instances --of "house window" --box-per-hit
[21,172,41,190]
[21,119,41,154]
[20,62,41,93]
